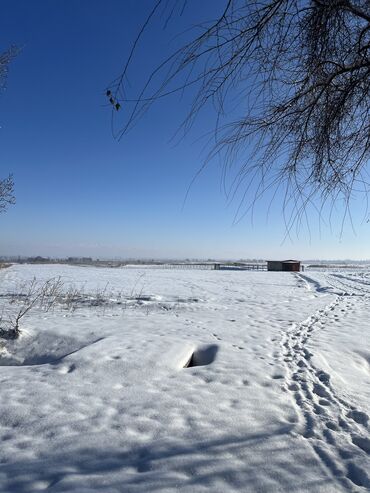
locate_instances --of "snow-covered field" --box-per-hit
[0,264,369,492]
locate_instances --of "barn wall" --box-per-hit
[267,261,283,271]
[282,262,300,272]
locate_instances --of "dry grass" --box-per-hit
[0,263,11,270]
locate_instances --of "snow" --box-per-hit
[0,264,369,492]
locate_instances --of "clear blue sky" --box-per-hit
[0,0,369,260]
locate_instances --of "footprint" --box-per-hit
[319,399,330,406]
[303,349,312,360]
[313,383,330,399]
[326,421,339,431]
[352,435,370,454]
[347,410,369,426]
[347,462,370,488]
[316,370,330,384]
[338,418,350,431]
[313,404,325,415]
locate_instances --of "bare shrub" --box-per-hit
[0,272,166,340]
[0,277,64,339]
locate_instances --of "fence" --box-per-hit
[125,263,268,271]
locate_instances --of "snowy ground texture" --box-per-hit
[0,264,369,493]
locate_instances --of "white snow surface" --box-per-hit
[0,264,369,492]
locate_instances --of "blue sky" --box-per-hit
[0,0,369,260]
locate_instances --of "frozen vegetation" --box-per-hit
[0,264,369,492]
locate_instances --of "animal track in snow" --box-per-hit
[232,344,245,350]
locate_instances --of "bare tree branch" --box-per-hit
[0,45,18,91]
[0,46,19,214]
[107,1,370,230]
[0,174,15,214]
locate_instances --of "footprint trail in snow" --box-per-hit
[277,274,370,490]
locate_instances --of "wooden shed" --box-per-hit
[267,260,301,272]
[267,260,283,271]
[282,260,301,271]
